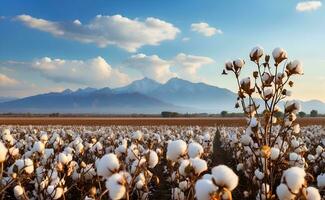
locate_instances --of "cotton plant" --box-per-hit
[221,47,323,199]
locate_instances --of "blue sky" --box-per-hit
[0,0,324,101]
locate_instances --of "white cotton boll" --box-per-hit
[105,173,126,200]
[190,158,207,175]
[13,185,24,198]
[132,130,143,141]
[317,173,325,189]
[281,167,306,193]
[136,180,144,189]
[2,134,14,145]
[270,147,280,160]
[292,124,300,134]
[234,59,245,69]
[58,152,72,165]
[211,165,238,191]
[47,185,64,200]
[236,163,244,171]
[291,139,299,148]
[40,132,48,142]
[179,159,190,177]
[305,187,321,200]
[166,140,187,162]
[225,61,234,71]
[286,60,303,75]
[148,150,158,168]
[272,47,287,63]
[172,187,185,200]
[195,179,218,200]
[240,134,252,146]
[316,145,323,155]
[188,142,204,158]
[96,153,120,178]
[263,88,273,99]
[289,152,299,161]
[33,141,45,154]
[0,141,8,163]
[250,46,264,61]
[8,147,19,157]
[2,128,10,135]
[307,154,315,162]
[276,183,295,200]
[179,180,189,191]
[15,158,34,174]
[202,173,214,180]
[254,169,264,180]
[131,157,146,174]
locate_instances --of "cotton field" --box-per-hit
[0,125,324,200]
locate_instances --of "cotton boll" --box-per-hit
[195,179,218,200]
[96,153,120,178]
[190,158,207,175]
[304,187,321,200]
[272,47,287,64]
[316,145,323,155]
[250,46,264,62]
[236,163,244,171]
[254,169,264,180]
[0,141,8,163]
[179,159,190,177]
[172,187,185,200]
[211,165,238,191]
[263,87,273,100]
[179,180,189,191]
[276,183,295,200]
[132,130,143,141]
[47,185,64,200]
[281,167,306,194]
[317,173,325,189]
[188,142,203,158]
[58,152,72,165]
[2,134,14,146]
[147,150,158,168]
[33,141,45,154]
[13,185,24,198]
[240,134,252,146]
[270,147,280,160]
[286,60,303,75]
[166,140,187,162]
[105,173,126,200]
[131,157,146,174]
[233,59,245,69]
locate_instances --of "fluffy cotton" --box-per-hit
[47,185,64,199]
[33,141,45,154]
[58,152,72,165]
[166,140,187,162]
[281,167,306,193]
[0,141,8,162]
[317,173,325,188]
[190,158,207,175]
[13,185,24,198]
[14,158,34,174]
[96,153,120,178]
[195,179,218,200]
[211,165,238,191]
[270,147,280,160]
[188,142,204,158]
[272,47,287,63]
[250,46,264,61]
[105,173,126,200]
[131,130,143,141]
[276,183,295,200]
[305,187,321,200]
[147,150,159,168]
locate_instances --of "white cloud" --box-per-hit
[296,1,322,12]
[16,14,180,52]
[32,56,129,87]
[182,37,190,42]
[172,53,214,80]
[0,73,20,88]
[124,54,176,82]
[191,22,222,37]
[124,53,214,82]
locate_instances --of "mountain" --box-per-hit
[114,77,162,94]
[1,77,325,114]
[0,88,179,114]
[0,97,18,103]
[147,78,237,112]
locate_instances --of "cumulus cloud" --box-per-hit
[296,1,322,12]
[124,53,214,82]
[172,53,214,80]
[0,73,20,88]
[191,22,222,37]
[31,57,129,87]
[15,14,180,52]
[124,54,176,82]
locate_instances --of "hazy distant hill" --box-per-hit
[0,77,325,114]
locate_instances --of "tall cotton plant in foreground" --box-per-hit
[222,47,321,199]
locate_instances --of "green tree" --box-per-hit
[220,110,228,117]
[310,110,318,117]
[298,111,306,118]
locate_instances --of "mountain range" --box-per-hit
[0,77,324,114]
